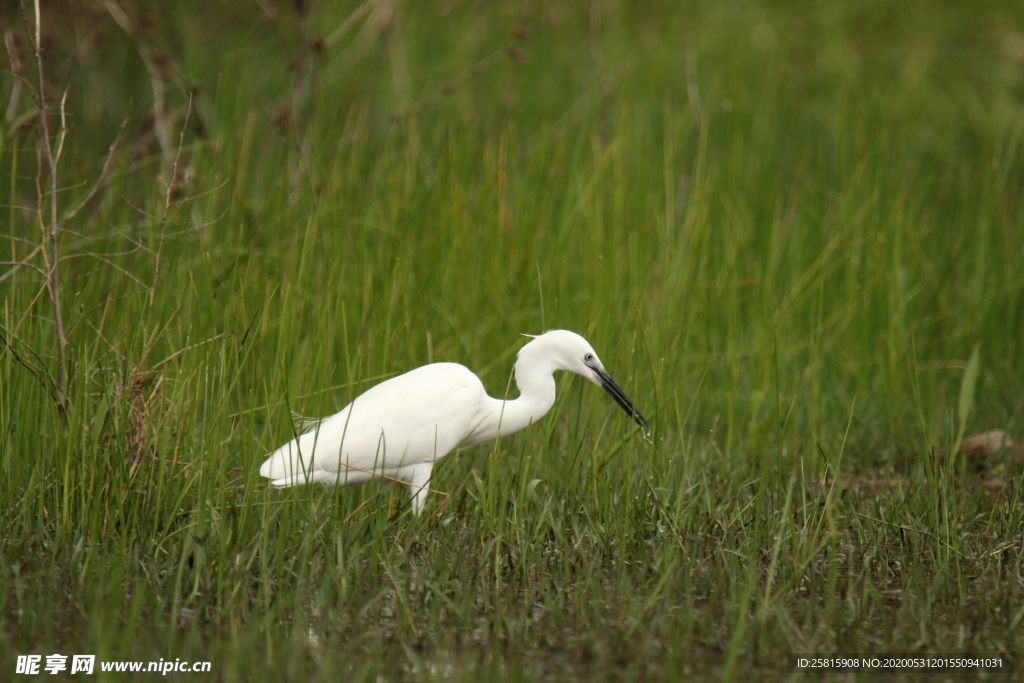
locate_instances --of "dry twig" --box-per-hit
[3,3,131,419]
[102,0,172,166]
[139,95,191,360]
[28,0,70,411]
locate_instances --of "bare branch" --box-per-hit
[66,292,138,341]
[58,243,144,262]
[151,332,228,370]
[5,169,47,184]
[47,225,95,241]
[163,96,190,213]
[5,311,56,325]
[28,0,69,408]
[59,109,131,228]
[0,329,61,402]
[0,259,48,276]
[82,254,149,287]
[104,222,155,256]
[81,317,125,363]
[47,179,90,195]
[324,0,379,49]
[142,95,191,346]
[103,0,171,165]
[169,177,230,207]
[0,279,54,372]
[0,234,42,247]
[117,196,160,221]
[167,203,229,238]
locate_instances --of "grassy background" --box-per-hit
[2,0,1024,679]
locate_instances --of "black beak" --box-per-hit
[592,366,650,436]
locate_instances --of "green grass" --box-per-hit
[2,0,1024,679]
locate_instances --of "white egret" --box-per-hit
[259,329,650,514]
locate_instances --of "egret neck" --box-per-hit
[477,351,558,442]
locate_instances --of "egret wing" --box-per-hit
[259,363,486,486]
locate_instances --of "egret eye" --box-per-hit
[584,353,594,362]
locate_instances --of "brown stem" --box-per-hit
[0,108,128,287]
[29,0,68,414]
[102,0,171,166]
[59,109,131,229]
[139,95,191,368]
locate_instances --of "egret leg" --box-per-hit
[400,462,434,516]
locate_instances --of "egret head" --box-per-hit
[519,330,651,435]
